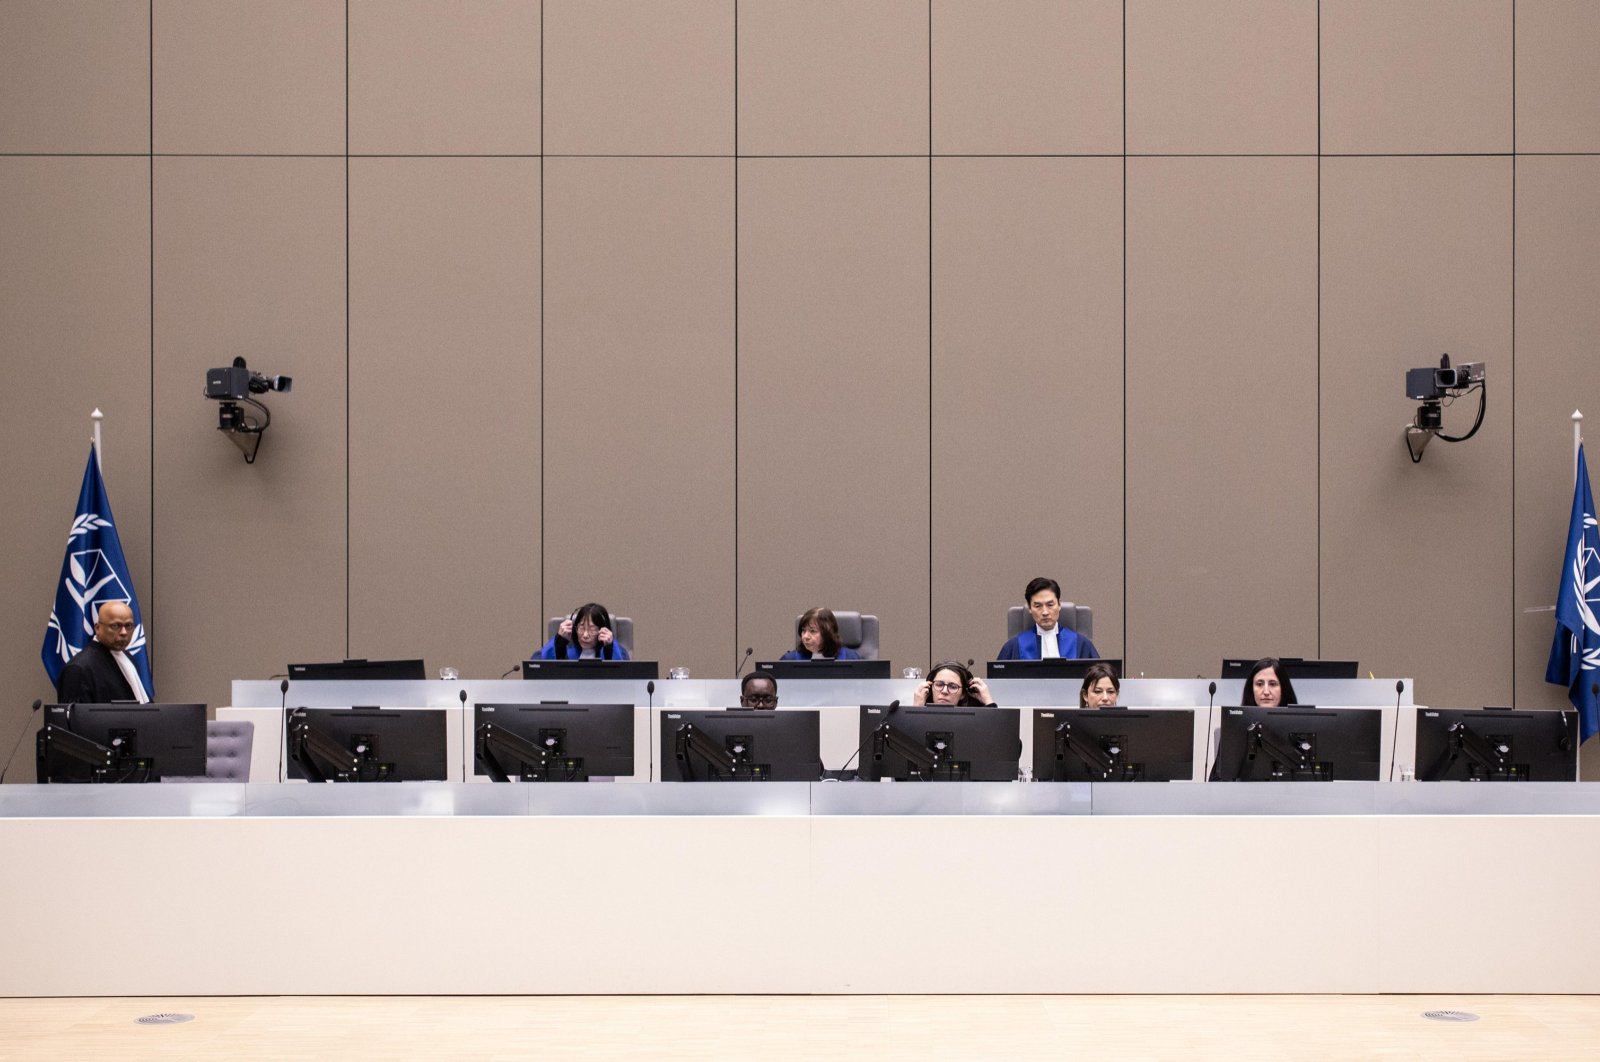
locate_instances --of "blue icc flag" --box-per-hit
[40,444,154,697]
[1546,443,1600,740]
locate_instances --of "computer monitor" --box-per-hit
[1209,706,1381,782]
[474,703,635,782]
[521,659,660,681]
[35,702,207,783]
[754,659,892,680]
[659,709,822,781]
[856,705,1021,782]
[288,658,427,681]
[987,658,1122,680]
[1414,707,1578,782]
[1032,708,1195,782]
[285,707,447,782]
[1220,657,1359,680]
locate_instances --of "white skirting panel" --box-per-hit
[2,783,1598,996]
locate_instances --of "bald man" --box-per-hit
[55,601,149,703]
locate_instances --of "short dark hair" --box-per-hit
[1240,657,1299,707]
[1078,662,1120,706]
[1024,577,1061,603]
[740,671,776,697]
[796,607,843,657]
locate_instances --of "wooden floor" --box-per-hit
[0,994,1596,1060]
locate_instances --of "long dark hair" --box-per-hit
[1078,662,1121,707]
[1240,657,1298,707]
[795,607,842,657]
[924,660,983,707]
[556,602,616,660]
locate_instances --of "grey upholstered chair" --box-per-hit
[546,614,635,655]
[1006,603,1094,642]
[793,611,880,660]
[164,719,255,782]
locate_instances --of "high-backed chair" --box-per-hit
[164,720,255,783]
[546,615,635,655]
[793,611,880,660]
[1006,603,1094,643]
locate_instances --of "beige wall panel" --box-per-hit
[737,159,929,669]
[930,0,1122,156]
[152,0,345,155]
[1516,1,1600,153]
[544,0,732,156]
[349,0,540,156]
[1320,158,1512,708]
[0,0,149,153]
[1125,158,1318,679]
[151,158,345,710]
[738,0,927,157]
[0,159,149,781]
[930,158,1123,664]
[1513,158,1600,716]
[1321,0,1512,156]
[348,159,539,677]
[542,159,733,674]
[1127,0,1317,156]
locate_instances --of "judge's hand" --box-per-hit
[597,627,614,646]
[968,676,994,705]
[558,618,574,638]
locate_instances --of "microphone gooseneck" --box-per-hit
[500,663,521,679]
[280,678,290,711]
[1387,680,1405,781]
[646,679,655,712]
[734,647,754,677]
[0,699,44,785]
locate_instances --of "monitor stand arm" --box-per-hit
[872,723,940,780]
[674,724,739,781]
[477,722,552,783]
[1244,721,1320,780]
[1055,721,1117,780]
[1437,721,1511,779]
[37,724,117,780]
[287,713,363,782]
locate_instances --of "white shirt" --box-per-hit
[110,648,151,703]
[1037,625,1060,659]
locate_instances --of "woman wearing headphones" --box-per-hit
[537,602,630,660]
[913,660,997,707]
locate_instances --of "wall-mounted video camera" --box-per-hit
[203,357,292,464]
[1404,354,1486,463]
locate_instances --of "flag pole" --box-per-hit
[1574,409,1587,479]
[91,408,103,471]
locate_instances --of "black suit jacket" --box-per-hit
[56,640,136,703]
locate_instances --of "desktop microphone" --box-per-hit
[500,663,521,679]
[280,678,289,711]
[837,700,900,779]
[0,700,44,785]
[734,647,754,677]
[646,680,655,712]
[1202,684,1218,781]
[1387,680,1405,781]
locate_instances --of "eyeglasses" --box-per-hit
[931,680,964,693]
[100,621,135,632]
[743,695,778,707]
